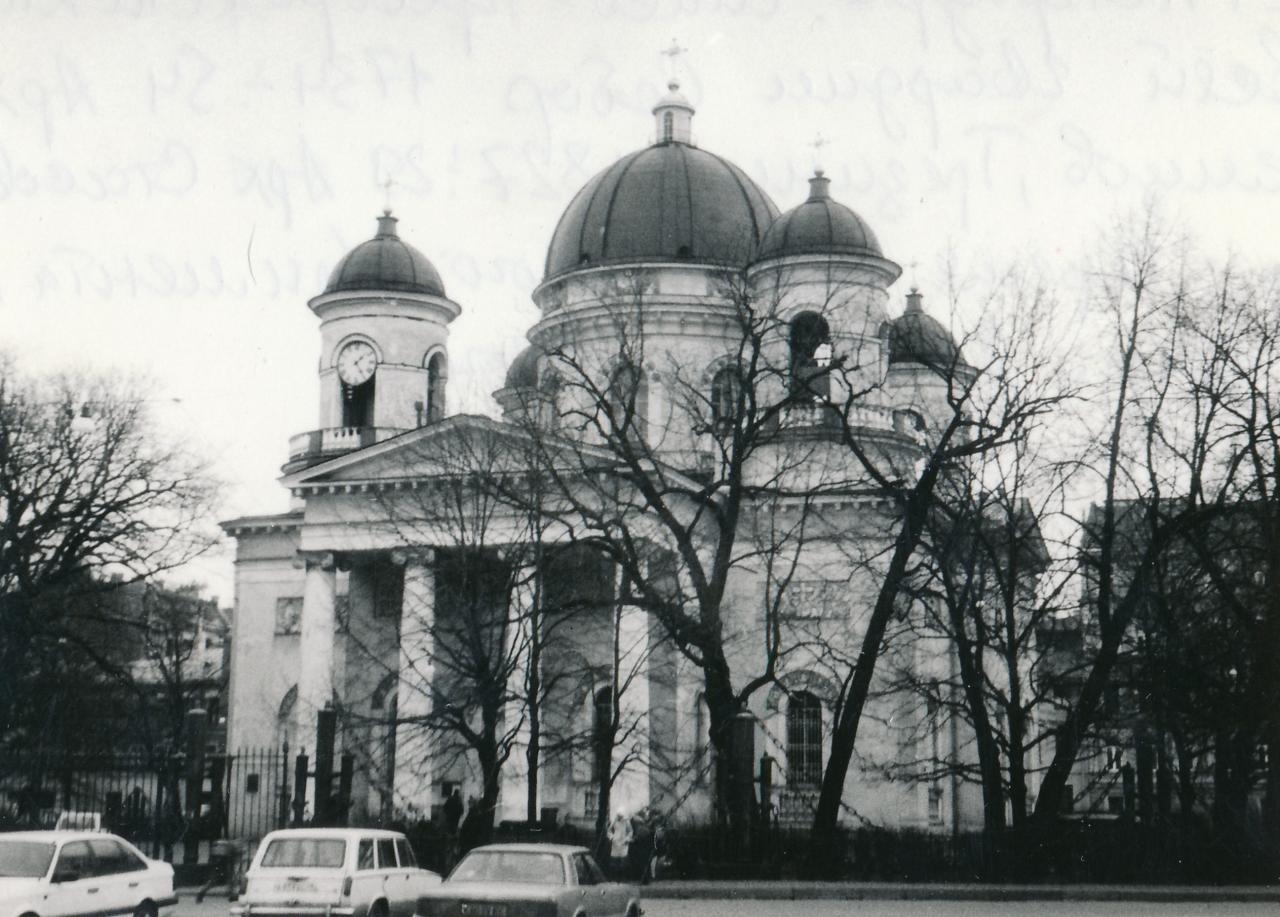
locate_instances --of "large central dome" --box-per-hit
[543,84,778,282]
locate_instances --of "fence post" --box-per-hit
[279,744,291,829]
[337,755,354,826]
[292,754,308,826]
[184,709,209,865]
[315,708,336,825]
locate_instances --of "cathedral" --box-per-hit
[221,80,985,834]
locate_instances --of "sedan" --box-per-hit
[0,831,176,917]
[416,844,640,917]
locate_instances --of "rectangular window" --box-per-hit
[275,597,302,635]
[261,839,346,868]
[357,840,375,871]
[376,839,397,869]
[395,838,416,868]
[927,786,944,823]
[1104,745,1123,773]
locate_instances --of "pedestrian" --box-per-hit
[628,810,651,883]
[649,817,668,881]
[607,810,632,879]
[458,796,482,855]
[443,789,463,834]
[443,788,464,866]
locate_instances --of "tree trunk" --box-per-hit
[811,477,939,874]
[526,630,541,825]
[948,603,1006,837]
[703,670,755,845]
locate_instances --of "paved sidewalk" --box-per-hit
[637,880,1280,901]
[177,881,1280,904]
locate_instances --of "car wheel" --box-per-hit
[626,906,640,917]
[368,899,389,917]
[133,901,158,917]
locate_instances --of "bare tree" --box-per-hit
[0,357,217,753]
[808,268,1079,867]
[497,267,857,844]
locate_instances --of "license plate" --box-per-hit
[273,878,318,893]
[460,904,505,917]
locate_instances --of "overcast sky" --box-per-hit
[3,0,1279,601]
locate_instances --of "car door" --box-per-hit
[393,837,426,902]
[583,853,626,917]
[376,837,403,917]
[44,840,96,917]
[570,853,611,917]
[89,838,154,914]
[350,837,379,914]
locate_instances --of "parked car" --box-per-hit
[232,828,441,917]
[0,830,176,917]
[416,844,641,917]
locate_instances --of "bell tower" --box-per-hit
[283,210,461,472]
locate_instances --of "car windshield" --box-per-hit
[260,838,346,868]
[449,851,564,885]
[0,841,55,878]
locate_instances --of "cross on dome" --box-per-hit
[380,174,398,215]
[661,38,687,69]
[652,50,695,145]
[809,133,830,174]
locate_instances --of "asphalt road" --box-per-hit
[172,896,1280,917]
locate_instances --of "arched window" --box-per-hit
[789,312,832,401]
[710,366,742,430]
[342,378,375,428]
[426,353,447,423]
[786,691,823,787]
[605,363,648,442]
[592,686,614,785]
[663,111,674,143]
[276,685,298,752]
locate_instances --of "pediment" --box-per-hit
[280,414,626,492]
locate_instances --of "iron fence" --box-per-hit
[0,748,292,862]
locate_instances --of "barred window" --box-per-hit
[786,691,823,787]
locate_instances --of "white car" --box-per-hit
[232,828,441,917]
[0,831,176,917]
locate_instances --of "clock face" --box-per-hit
[336,340,377,386]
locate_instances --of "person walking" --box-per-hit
[607,810,632,879]
[442,789,464,867]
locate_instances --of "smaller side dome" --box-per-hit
[889,289,966,368]
[755,171,883,261]
[325,211,446,297]
[504,345,541,390]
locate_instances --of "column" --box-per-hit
[297,551,337,761]
[393,550,435,818]
[499,564,535,822]
[613,601,651,815]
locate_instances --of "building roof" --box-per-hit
[543,142,779,281]
[889,289,966,368]
[324,212,446,297]
[755,171,883,261]
[503,344,541,390]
